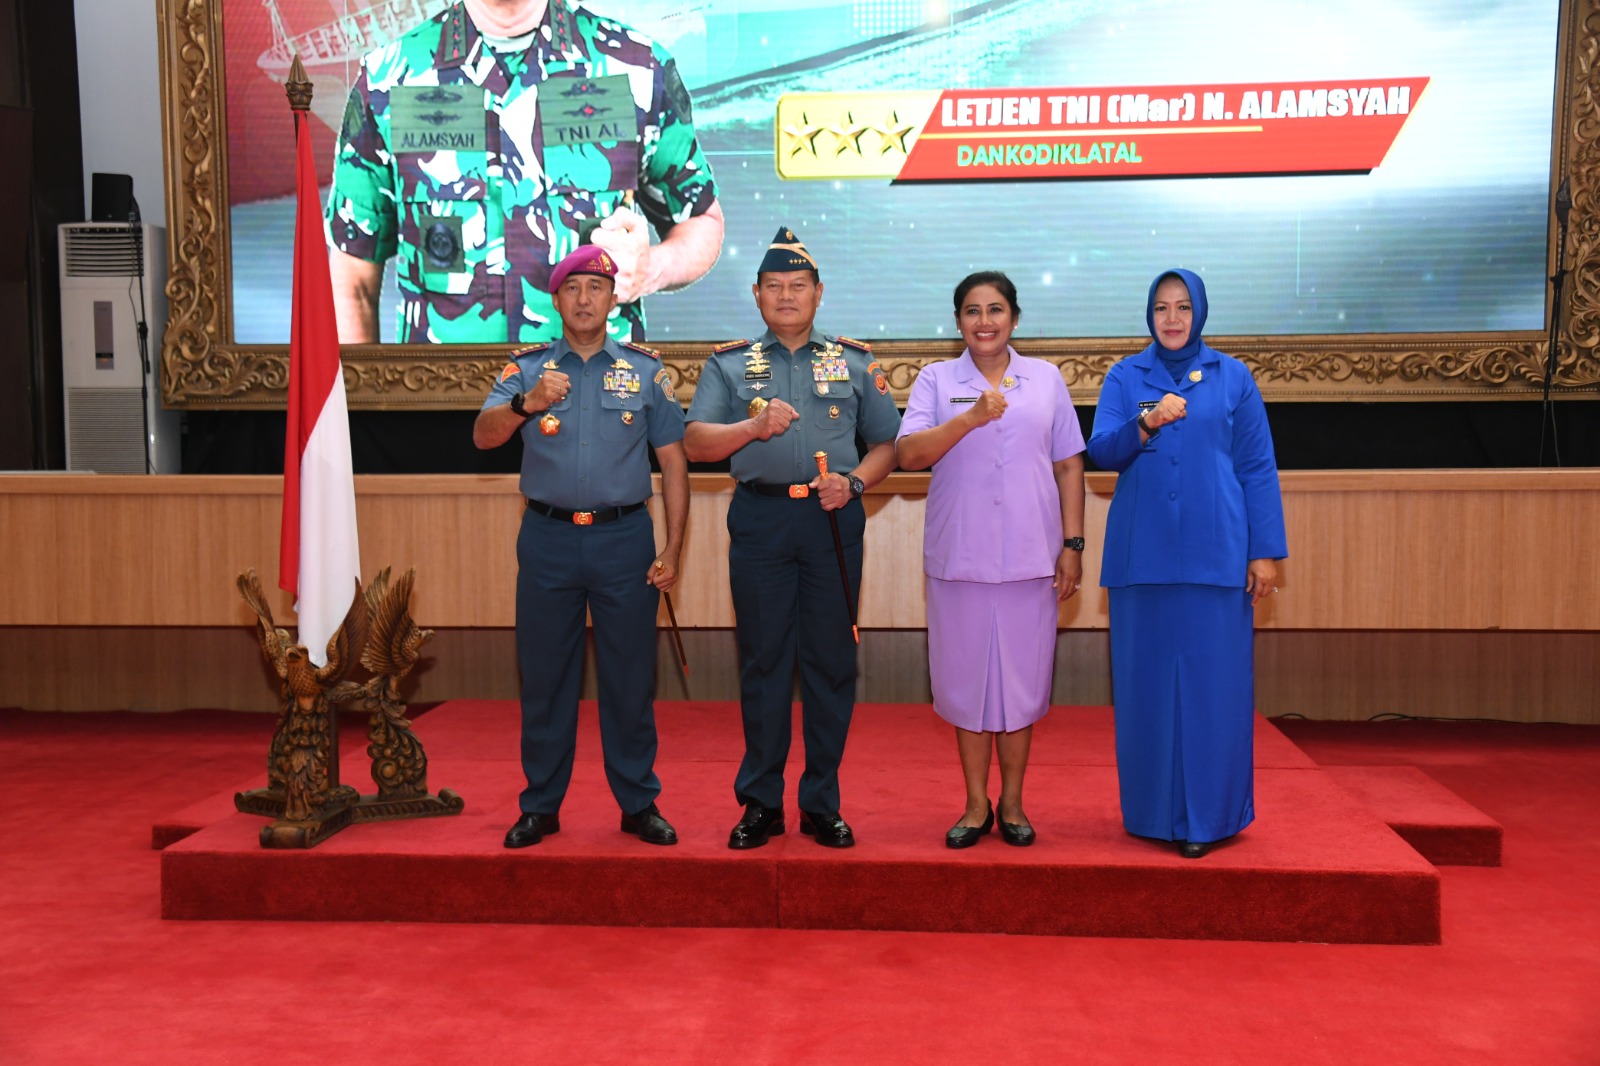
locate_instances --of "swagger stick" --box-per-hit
[653,560,690,689]
[663,591,690,680]
[814,451,860,645]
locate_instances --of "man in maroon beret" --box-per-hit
[475,244,689,848]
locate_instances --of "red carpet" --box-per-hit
[2,708,1596,1063]
[160,702,1441,943]
[1325,765,1503,866]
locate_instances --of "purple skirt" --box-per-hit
[927,576,1057,733]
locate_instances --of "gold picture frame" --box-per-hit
[158,0,1600,409]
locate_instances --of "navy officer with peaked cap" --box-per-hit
[474,243,689,848]
[685,226,901,848]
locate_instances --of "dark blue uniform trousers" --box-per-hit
[727,486,865,813]
[515,506,662,817]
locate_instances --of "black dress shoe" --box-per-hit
[945,802,994,849]
[504,812,560,848]
[1179,840,1211,859]
[728,802,785,850]
[998,812,1036,847]
[620,802,678,846]
[799,809,855,848]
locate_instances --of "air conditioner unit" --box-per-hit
[59,222,179,473]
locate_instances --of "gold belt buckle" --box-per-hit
[788,485,810,499]
[572,511,594,526]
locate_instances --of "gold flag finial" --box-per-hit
[286,55,313,112]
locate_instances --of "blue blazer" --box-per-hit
[1088,344,1287,588]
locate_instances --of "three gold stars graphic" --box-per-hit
[785,108,918,158]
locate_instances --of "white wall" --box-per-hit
[74,0,165,226]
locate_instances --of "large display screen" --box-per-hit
[224,0,1559,345]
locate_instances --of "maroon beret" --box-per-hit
[549,244,619,294]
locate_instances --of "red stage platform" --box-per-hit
[159,702,1456,944]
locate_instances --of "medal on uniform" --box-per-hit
[1189,369,1203,382]
[748,397,769,418]
[538,413,560,435]
[744,342,770,379]
[829,405,840,419]
[813,346,850,396]
[604,366,641,398]
[1002,376,1015,388]
[621,411,634,425]
[544,359,559,370]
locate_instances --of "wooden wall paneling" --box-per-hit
[1497,486,1600,630]
[1255,630,1600,724]
[4,470,1599,629]
[6,626,1595,722]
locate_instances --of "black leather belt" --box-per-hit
[740,480,813,499]
[526,499,646,525]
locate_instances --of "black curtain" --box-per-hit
[183,399,1600,474]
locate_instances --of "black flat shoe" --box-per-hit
[799,809,855,848]
[998,812,1036,847]
[620,801,678,846]
[1179,840,1211,859]
[728,802,785,850]
[945,802,994,849]
[503,812,560,848]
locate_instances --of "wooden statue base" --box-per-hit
[235,786,463,847]
[353,788,466,823]
[241,785,362,849]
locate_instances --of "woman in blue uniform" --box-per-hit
[1087,269,1286,858]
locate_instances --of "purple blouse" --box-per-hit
[898,348,1085,583]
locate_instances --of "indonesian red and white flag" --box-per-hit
[279,106,359,666]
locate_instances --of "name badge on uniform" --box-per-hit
[1138,400,1160,412]
[390,86,486,154]
[949,396,979,404]
[537,75,633,149]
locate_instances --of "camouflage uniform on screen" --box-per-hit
[325,0,719,344]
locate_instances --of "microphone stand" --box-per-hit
[1540,177,1569,467]
[129,195,154,473]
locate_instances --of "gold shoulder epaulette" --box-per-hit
[621,341,661,361]
[510,342,553,357]
[837,336,872,352]
[712,338,751,354]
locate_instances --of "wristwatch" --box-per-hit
[1136,412,1155,436]
[1063,537,1085,551]
[846,474,866,499]
[509,391,531,419]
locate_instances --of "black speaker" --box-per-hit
[90,172,134,222]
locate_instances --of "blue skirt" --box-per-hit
[1109,584,1256,844]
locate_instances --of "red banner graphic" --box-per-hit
[895,78,1430,182]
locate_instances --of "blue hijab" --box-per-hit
[1143,268,1209,371]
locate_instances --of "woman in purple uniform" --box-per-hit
[897,272,1087,848]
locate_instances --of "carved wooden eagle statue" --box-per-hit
[360,566,432,682]
[236,568,369,705]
